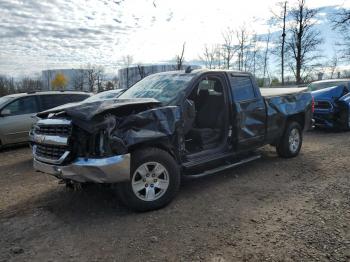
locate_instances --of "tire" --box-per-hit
[276,121,303,158]
[117,148,181,212]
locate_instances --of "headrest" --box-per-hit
[214,81,223,93]
[198,89,209,97]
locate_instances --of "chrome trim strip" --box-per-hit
[33,154,131,183]
[33,145,70,165]
[37,118,72,125]
[33,134,68,146]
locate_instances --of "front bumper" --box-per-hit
[34,154,130,183]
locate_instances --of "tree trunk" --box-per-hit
[296,1,304,84]
[281,1,287,85]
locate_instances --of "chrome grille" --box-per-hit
[35,144,67,160]
[32,118,72,164]
[35,125,71,136]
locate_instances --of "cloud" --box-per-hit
[0,0,347,77]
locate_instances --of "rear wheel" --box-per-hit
[117,148,181,212]
[276,121,303,158]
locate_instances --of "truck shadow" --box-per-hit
[0,146,323,224]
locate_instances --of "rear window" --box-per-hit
[230,76,256,101]
[39,94,89,111]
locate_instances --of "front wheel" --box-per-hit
[276,121,303,158]
[117,148,181,212]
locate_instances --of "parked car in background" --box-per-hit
[308,79,350,129]
[307,79,350,92]
[0,91,90,147]
[84,89,126,102]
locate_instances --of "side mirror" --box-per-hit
[1,109,11,116]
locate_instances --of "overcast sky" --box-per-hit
[0,0,349,77]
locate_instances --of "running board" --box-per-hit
[187,154,261,178]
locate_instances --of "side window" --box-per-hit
[39,95,65,111]
[39,94,89,111]
[197,78,223,95]
[230,76,256,101]
[62,94,89,103]
[3,96,38,115]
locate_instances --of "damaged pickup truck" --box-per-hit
[31,69,313,211]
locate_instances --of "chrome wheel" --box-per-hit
[289,128,300,153]
[131,162,170,202]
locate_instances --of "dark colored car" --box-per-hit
[31,69,313,211]
[0,91,90,147]
[308,79,350,129]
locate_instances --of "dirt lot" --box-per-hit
[1,130,350,262]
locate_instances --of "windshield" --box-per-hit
[308,81,348,91]
[85,90,124,102]
[0,96,13,108]
[119,73,195,105]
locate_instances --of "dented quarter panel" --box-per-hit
[263,92,313,143]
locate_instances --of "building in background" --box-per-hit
[42,69,89,91]
[118,64,201,89]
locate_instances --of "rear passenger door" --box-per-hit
[0,96,39,143]
[229,75,266,150]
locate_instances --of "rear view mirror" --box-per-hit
[1,109,11,116]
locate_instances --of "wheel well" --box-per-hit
[287,113,305,130]
[128,142,179,163]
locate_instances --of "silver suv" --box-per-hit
[0,91,90,147]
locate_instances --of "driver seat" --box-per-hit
[190,81,225,148]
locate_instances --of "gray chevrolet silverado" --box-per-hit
[31,69,313,211]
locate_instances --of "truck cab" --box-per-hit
[31,69,312,211]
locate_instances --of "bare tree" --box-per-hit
[0,75,42,95]
[72,70,85,91]
[236,26,249,71]
[263,32,271,82]
[329,53,338,79]
[199,45,218,69]
[332,8,350,28]
[222,28,236,69]
[245,33,262,76]
[137,65,147,79]
[85,65,105,92]
[271,1,288,85]
[175,42,186,70]
[286,0,323,84]
[331,8,350,62]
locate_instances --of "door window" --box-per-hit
[39,94,89,111]
[3,96,38,115]
[230,76,256,101]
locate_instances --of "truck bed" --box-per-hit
[260,87,308,97]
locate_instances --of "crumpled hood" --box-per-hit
[311,85,346,101]
[37,98,161,121]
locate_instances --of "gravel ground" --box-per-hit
[0,130,350,262]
